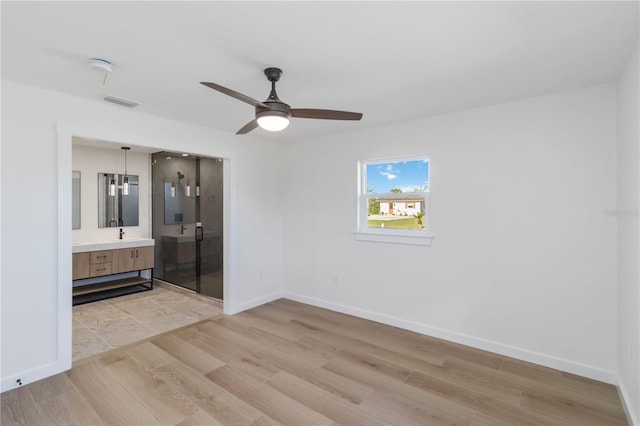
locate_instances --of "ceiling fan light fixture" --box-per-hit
[256,111,290,132]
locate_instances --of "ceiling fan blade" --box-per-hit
[200,82,269,109]
[236,119,259,135]
[291,109,363,121]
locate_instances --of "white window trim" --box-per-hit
[354,156,434,246]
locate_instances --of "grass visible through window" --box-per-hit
[367,215,424,229]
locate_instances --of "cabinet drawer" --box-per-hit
[91,263,112,277]
[72,252,91,280]
[91,250,112,264]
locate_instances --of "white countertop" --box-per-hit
[72,238,155,253]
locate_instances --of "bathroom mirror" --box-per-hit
[164,178,195,225]
[72,171,81,229]
[98,173,139,227]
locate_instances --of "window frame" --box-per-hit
[354,155,434,246]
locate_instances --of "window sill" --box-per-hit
[353,230,434,246]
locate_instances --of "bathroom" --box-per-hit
[71,137,224,359]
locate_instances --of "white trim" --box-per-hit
[0,362,65,393]
[222,158,235,315]
[56,124,73,376]
[282,291,617,385]
[226,291,284,315]
[618,376,639,426]
[353,231,434,246]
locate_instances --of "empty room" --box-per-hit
[1,1,639,425]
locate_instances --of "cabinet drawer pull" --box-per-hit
[96,268,106,271]
[136,250,139,258]
[131,250,134,258]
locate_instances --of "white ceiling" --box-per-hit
[2,1,638,142]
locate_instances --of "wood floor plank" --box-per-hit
[105,353,200,424]
[206,365,334,425]
[358,388,477,426]
[195,319,267,354]
[189,334,280,383]
[175,408,224,426]
[266,370,382,426]
[502,357,623,404]
[125,341,176,369]
[404,369,544,425]
[254,347,373,405]
[35,387,107,426]
[299,334,413,383]
[221,309,313,342]
[26,372,75,403]
[215,316,331,366]
[65,361,160,425]
[444,356,625,417]
[249,414,283,426]
[520,389,627,425]
[154,360,262,425]
[322,355,486,424]
[1,386,57,426]
[152,334,226,374]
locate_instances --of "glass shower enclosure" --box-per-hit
[151,152,223,300]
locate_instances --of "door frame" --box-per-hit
[56,121,236,370]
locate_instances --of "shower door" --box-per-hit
[151,152,223,300]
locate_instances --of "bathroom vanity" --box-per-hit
[72,239,155,305]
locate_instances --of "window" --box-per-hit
[355,156,433,245]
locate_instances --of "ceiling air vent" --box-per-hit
[103,96,139,108]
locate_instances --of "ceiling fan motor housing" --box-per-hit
[256,101,291,120]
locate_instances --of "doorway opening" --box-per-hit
[151,152,223,300]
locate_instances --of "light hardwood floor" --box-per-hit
[2,299,628,425]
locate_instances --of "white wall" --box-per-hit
[0,80,285,390]
[617,41,640,425]
[72,144,151,242]
[283,84,618,382]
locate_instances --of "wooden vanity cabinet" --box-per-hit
[72,252,91,280]
[72,244,155,305]
[112,246,154,273]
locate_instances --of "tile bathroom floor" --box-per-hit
[72,281,223,362]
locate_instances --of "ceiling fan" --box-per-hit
[200,67,363,135]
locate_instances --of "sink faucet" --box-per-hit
[119,228,125,240]
[180,224,187,235]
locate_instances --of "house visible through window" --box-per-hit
[355,156,432,245]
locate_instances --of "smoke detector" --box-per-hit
[89,58,113,73]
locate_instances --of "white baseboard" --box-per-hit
[226,291,284,315]
[618,376,639,426]
[282,291,617,385]
[1,360,70,393]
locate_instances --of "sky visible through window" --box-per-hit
[367,160,429,193]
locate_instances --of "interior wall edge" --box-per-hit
[281,291,617,385]
[0,361,63,393]
[618,376,639,426]
[617,375,639,426]
[226,291,284,315]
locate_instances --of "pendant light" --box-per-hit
[108,175,116,197]
[121,147,130,195]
